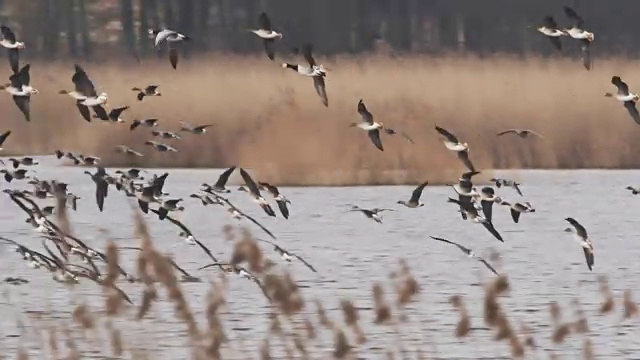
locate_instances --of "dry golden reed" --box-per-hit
[5,54,640,185]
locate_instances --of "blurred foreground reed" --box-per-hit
[5,209,639,358]
[1,54,640,185]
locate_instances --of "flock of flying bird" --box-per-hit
[0,7,623,300]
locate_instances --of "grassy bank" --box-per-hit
[0,54,638,185]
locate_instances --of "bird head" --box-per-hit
[276,32,283,39]
[16,42,25,49]
[144,141,154,146]
[378,122,384,128]
[586,32,595,42]
[29,88,38,95]
[281,63,289,69]
[634,94,640,102]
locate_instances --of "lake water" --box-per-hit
[2,158,640,358]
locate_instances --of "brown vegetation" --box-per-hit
[1,54,640,185]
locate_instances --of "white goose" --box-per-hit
[605,76,640,124]
[0,25,25,73]
[564,217,594,271]
[250,12,282,60]
[563,6,594,70]
[536,16,566,51]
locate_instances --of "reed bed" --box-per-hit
[6,211,639,358]
[1,54,640,185]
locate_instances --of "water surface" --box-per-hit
[3,159,640,358]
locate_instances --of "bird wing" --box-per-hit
[624,101,640,125]
[565,217,588,238]
[263,39,275,61]
[0,130,11,146]
[510,208,521,223]
[580,39,591,71]
[302,43,317,67]
[294,253,317,273]
[480,200,494,222]
[435,126,460,143]
[513,183,523,196]
[479,258,499,275]
[497,129,517,136]
[109,106,129,119]
[258,12,272,31]
[276,200,289,219]
[76,103,92,122]
[357,99,374,124]
[240,168,262,197]
[214,166,236,188]
[457,150,476,172]
[17,64,30,86]
[92,105,109,121]
[169,47,178,70]
[409,181,428,203]
[152,172,169,197]
[563,6,584,28]
[582,247,593,271]
[0,26,16,42]
[313,76,328,107]
[72,65,98,97]
[482,222,504,242]
[429,236,471,254]
[258,182,279,197]
[367,129,384,151]
[542,16,559,29]
[548,36,562,51]
[612,76,629,95]
[12,95,30,122]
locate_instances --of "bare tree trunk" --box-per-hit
[120,0,136,56]
[139,0,151,57]
[162,0,174,28]
[63,0,78,57]
[77,0,91,59]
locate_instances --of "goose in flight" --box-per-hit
[148,28,189,69]
[145,141,178,153]
[434,126,475,171]
[250,12,283,60]
[131,85,161,101]
[59,65,108,122]
[498,200,535,224]
[0,64,37,121]
[0,25,25,73]
[94,106,129,123]
[478,186,500,222]
[202,166,236,194]
[180,121,213,134]
[452,171,480,220]
[132,185,160,214]
[238,168,276,217]
[255,238,317,273]
[0,130,11,151]
[259,182,291,219]
[282,43,328,107]
[397,181,428,208]
[497,129,544,138]
[115,145,144,157]
[625,186,640,195]
[190,193,223,206]
[8,157,38,168]
[536,16,566,51]
[154,198,184,220]
[563,7,594,70]
[447,197,504,242]
[348,205,392,224]
[350,99,413,151]
[564,217,594,271]
[152,130,181,140]
[435,125,468,151]
[605,76,640,124]
[429,236,499,275]
[489,178,523,196]
[84,167,109,212]
[130,118,159,130]
[198,262,270,300]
